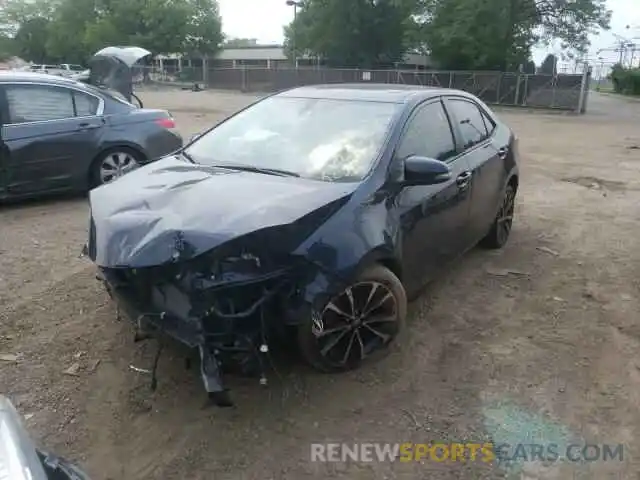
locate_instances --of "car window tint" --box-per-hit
[448,99,488,149]
[481,109,495,135]
[74,91,100,116]
[6,85,75,124]
[396,101,456,161]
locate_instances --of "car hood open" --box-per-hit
[87,156,357,268]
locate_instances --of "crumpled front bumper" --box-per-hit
[99,268,203,347]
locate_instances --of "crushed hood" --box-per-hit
[87,156,356,268]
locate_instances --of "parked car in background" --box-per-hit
[27,64,66,76]
[59,63,86,76]
[86,84,519,407]
[0,72,183,201]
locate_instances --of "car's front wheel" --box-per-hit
[479,183,516,249]
[298,264,407,373]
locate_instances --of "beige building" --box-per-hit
[156,45,431,71]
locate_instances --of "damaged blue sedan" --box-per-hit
[85,84,519,406]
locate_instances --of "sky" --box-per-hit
[218,0,640,65]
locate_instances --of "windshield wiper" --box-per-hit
[180,150,195,163]
[210,164,300,178]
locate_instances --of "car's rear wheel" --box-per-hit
[298,264,407,373]
[90,147,143,188]
[479,183,516,249]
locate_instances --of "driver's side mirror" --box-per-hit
[403,155,451,186]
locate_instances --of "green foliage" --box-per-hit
[418,0,610,70]
[539,54,557,74]
[283,0,412,67]
[610,64,640,95]
[0,0,223,63]
[523,60,536,74]
[283,0,610,71]
[0,35,16,61]
[422,0,537,70]
[14,17,51,63]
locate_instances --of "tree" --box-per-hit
[14,17,51,62]
[283,0,412,68]
[523,59,536,74]
[539,53,557,74]
[46,0,98,63]
[183,0,224,57]
[2,0,223,64]
[417,0,611,71]
[1,0,60,61]
[0,35,16,61]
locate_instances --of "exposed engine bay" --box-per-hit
[91,229,339,407]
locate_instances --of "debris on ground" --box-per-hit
[486,268,531,277]
[89,359,101,373]
[537,246,560,256]
[0,353,19,362]
[129,365,151,374]
[63,363,81,376]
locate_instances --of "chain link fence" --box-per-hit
[134,66,592,113]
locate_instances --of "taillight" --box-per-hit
[156,117,176,129]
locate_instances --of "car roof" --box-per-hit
[0,71,98,93]
[277,83,474,104]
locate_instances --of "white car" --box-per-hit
[26,63,85,77]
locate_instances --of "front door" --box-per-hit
[0,82,104,195]
[393,99,473,294]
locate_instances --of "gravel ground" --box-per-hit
[1,89,640,479]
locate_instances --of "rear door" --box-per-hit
[443,96,505,243]
[0,82,105,195]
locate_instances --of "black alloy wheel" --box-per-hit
[298,265,407,372]
[480,184,516,249]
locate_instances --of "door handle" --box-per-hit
[456,171,472,188]
[497,146,509,159]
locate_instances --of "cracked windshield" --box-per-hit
[185,96,398,182]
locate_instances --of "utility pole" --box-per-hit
[286,0,302,69]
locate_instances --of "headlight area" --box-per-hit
[97,247,318,407]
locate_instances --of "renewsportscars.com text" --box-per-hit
[310,443,624,463]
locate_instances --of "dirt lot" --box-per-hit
[1,88,640,479]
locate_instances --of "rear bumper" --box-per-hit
[144,130,183,162]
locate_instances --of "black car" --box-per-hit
[86,84,519,406]
[0,72,182,200]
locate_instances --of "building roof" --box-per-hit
[158,45,431,65]
[216,46,287,61]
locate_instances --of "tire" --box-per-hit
[90,147,144,188]
[298,264,407,373]
[479,183,516,249]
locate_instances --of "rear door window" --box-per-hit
[73,91,100,116]
[5,84,75,124]
[447,98,489,150]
